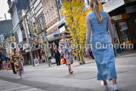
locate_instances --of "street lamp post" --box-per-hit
[45,33,51,67]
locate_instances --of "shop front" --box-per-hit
[103,0,136,50]
[111,14,131,44]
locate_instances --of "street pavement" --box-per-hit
[0,51,136,91]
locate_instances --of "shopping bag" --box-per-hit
[21,61,25,74]
[51,57,56,64]
[34,59,39,66]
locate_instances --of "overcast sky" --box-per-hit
[0,0,11,21]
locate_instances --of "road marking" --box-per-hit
[1,86,28,91]
[20,88,40,91]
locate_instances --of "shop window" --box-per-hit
[118,21,130,43]
[132,19,136,42]
[112,23,120,44]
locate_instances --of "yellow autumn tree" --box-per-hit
[61,0,87,64]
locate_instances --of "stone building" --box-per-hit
[41,0,60,35]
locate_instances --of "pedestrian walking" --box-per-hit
[2,60,6,70]
[0,52,2,70]
[53,45,61,66]
[86,0,118,91]
[59,33,73,74]
[6,60,11,70]
[9,52,17,75]
[10,49,24,79]
[88,47,94,59]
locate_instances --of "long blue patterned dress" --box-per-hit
[86,11,117,80]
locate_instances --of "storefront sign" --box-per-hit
[111,14,130,21]
[46,33,60,41]
[111,15,122,21]
[59,26,65,33]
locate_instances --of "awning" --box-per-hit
[2,55,8,58]
[103,0,125,12]
[103,0,136,13]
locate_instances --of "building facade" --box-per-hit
[8,0,30,44]
[27,0,46,64]
[0,20,13,54]
[7,0,32,64]
[41,0,59,33]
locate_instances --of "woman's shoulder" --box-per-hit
[100,11,108,16]
[87,11,108,16]
[87,11,94,17]
[87,11,97,19]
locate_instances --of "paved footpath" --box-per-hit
[0,52,136,91]
[0,79,45,91]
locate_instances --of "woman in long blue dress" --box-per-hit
[86,0,119,91]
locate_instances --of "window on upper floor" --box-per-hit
[37,12,46,29]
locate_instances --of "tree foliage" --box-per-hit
[61,0,87,62]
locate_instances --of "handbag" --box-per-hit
[61,58,66,64]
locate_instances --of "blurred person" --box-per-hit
[2,59,6,70]
[0,52,2,70]
[10,49,17,75]
[10,49,24,79]
[53,45,61,66]
[59,33,73,74]
[86,0,118,91]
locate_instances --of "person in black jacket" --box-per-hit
[53,45,61,66]
[9,49,17,74]
[0,52,3,70]
[89,48,94,59]
[0,57,2,70]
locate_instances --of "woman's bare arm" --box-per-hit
[86,15,92,45]
[107,13,114,44]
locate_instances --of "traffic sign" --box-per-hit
[10,36,16,41]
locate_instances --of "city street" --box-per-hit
[0,52,136,91]
[0,0,136,91]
